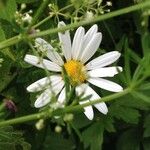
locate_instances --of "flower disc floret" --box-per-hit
[64,60,87,85]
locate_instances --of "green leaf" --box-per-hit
[0,27,15,60]
[140,82,150,90]
[42,128,74,150]
[72,112,91,129]
[132,91,150,103]
[0,27,5,41]
[114,95,149,110]
[117,129,140,150]
[142,32,150,56]
[102,115,115,132]
[143,114,150,138]
[0,0,17,21]
[82,122,104,150]
[0,126,31,150]
[110,104,140,124]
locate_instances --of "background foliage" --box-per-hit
[0,0,150,150]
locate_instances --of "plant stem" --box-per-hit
[0,1,150,50]
[30,1,150,38]
[33,15,52,28]
[0,111,46,126]
[28,0,50,29]
[0,88,130,127]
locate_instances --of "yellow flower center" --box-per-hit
[64,60,87,85]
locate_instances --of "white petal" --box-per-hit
[88,77,123,92]
[52,80,64,94]
[82,24,98,50]
[86,51,121,70]
[24,54,61,72]
[27,75,62,92]
[34,80,64,108]
[34,89,52,108]
[58,21,72,61]
[72,27,85,60]
[88,66,123,78]
[80,32,102,63]
[79,100,94,120]
[35,38,64,66]
[77,85,108,115]
[58,87,66,104]
[85,86,108,114]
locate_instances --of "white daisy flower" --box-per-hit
[24,22,123,120]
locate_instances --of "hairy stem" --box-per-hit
[0,1,150,50]
[0,88,130,127]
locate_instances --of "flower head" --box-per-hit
[24,22,123,120]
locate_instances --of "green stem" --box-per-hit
[28,0,50,29]
[0,111,46,126]
[30,1,150,38]
[0,88,130,127]
[33,15,52,28]
[0,1,150,50]
[0,35,21,50]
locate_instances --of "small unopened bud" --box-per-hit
[106,1,112,6]
[141,21,146,26]
[5,100,17,112]
[63,113,74,122]
[22,13,32,23]
[85,11,94,20]
[55,125,62,133]
[29,10,33,14]
[21,3,26,10]
[48,3,52,8]
[35,119,44,130]
[106,9,111,12]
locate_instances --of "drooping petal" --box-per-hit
[79,100,94,120]
[58,87,66,104]
[88,77,123,92]
[85,86,108,114]
[34,80,64,108]
[24,54,61,72]
[35,38,64,66]
[34,89,51,108]
[72,27,85,60]
[82,24,98,50]
[58,21,72,61]
[27,75,62,92]
[86,51,121,70]
[88,66,123,78]
[76,84,94,120]
[80,32,102,63]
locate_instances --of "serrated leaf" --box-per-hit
[132,91,150,103]
[0,126,31,150]
[72,112,91,129]
[110,104,140,124]
[82,122,104,150]
[42,129,74,150]
[102,115,115,132]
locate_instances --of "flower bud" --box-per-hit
[55,125,62,133]
[35,119,44,130]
